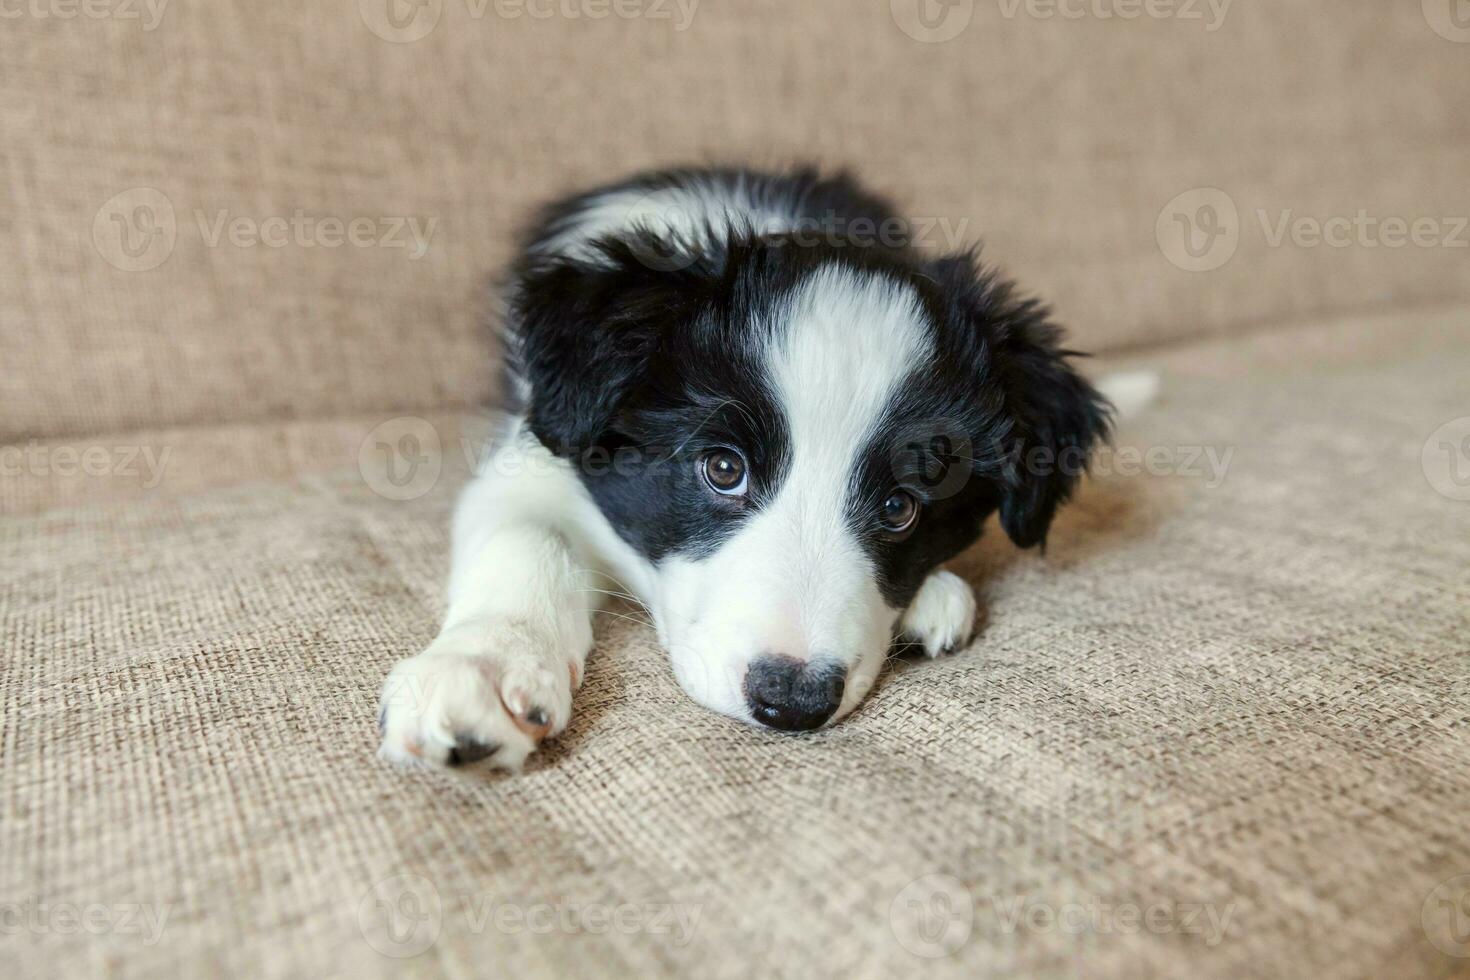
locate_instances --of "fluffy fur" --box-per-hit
[379,166,1112,769]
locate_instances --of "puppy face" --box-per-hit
[510,229,1108,730]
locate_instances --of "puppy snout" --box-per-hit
[743,655,846,732]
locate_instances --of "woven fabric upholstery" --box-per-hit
[3,307,1468,978]
[5,3,1469,975]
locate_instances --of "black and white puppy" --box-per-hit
[379,166,1113,770]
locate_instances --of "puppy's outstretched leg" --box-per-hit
[378,427,601,771]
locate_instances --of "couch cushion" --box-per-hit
[5,3,1470,441]
[2,307,1468,977]
[0,410,470,517]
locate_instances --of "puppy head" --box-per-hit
[511,236,1110,729]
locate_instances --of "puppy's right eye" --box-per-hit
[879,490,920,534]
[701,449,748,496]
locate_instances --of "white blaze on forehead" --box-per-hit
[768,265,935,508]
[651,266,935,714]
[536,176,802,265]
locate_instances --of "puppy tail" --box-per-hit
[1094,370,1161,422]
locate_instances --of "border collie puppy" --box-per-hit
[379,166,1111,770]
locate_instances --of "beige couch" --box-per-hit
[4,3,1469,977]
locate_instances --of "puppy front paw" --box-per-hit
[897,570,977,657]
[377,620,579,772]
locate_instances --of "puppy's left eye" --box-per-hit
[701,449,748,496]
[879,491,919,534]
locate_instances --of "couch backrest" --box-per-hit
[4,1,1467,441]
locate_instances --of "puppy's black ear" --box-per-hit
[992,315,1112,550]
[932,253,1112,550]
[506,237,718,454]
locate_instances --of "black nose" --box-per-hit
[743,655,846,732]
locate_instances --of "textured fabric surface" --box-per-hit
[0,410,469,517]
[3,307,1468,978]
[4,1,1469,440]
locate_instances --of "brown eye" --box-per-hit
[702,449,748,496]
[880,491,919,533]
